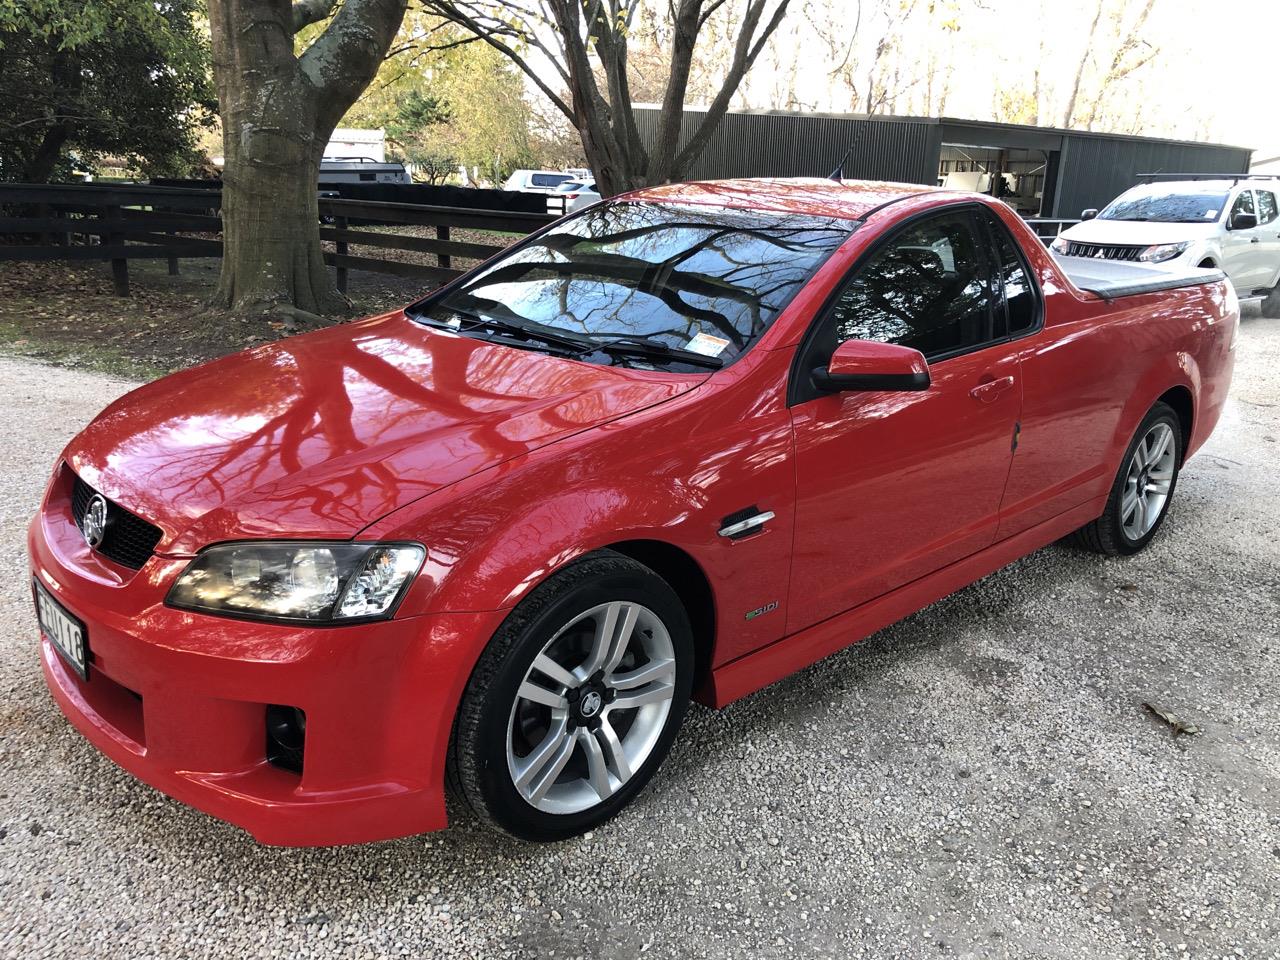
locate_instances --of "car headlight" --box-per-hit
[1049,237,1071,255]
[1138,241,1191,263]
[167,541,425,623]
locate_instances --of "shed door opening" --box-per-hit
[938,144,1051,218]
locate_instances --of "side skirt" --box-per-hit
[700,494,1107,708]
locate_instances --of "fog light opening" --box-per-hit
[265,704,306,774]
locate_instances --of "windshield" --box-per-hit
[411,201,854,371]
[1098,185,1230,223]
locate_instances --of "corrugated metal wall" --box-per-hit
[634,108,941,185]
[1052,136,1251,218]
[634,107,1252,220]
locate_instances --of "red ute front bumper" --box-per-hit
[29,470,504,846]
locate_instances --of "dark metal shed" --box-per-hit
[633,107,1252,219]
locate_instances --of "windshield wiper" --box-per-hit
[411,306,723,369]
[588,335,725,370]
[413,306,595,357]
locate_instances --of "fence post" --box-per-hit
[335,216,348,294]
[103,202,129,296]
[436,224,451,269]
[36,202,55,245]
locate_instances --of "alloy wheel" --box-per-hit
[1121,421,1176,540]
[506,601,676,815]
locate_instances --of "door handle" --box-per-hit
[969,376,1015,403]
[1251,237,1261,244]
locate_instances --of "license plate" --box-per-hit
[34,580,90,680]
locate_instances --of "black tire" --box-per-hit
[1067,401,1183,556]
[447,550,694,841]
[1262,284,1280,319]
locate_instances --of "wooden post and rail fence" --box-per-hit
[0,182,559,296]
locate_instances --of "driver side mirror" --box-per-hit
[811,340,931,393]
[1081,208,1098,221]
[1230,211,1258,231]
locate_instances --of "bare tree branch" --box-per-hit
[420,0,575,118]
[428,0,792,195]
[668,0,791,179]
[1062,0,1103,127]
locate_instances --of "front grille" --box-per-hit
[71,474,164,570]
[1061,240,1145,262]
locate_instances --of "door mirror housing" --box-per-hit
[1230,211,1258,231]
[1081,208,1099,221]
[811,340,931,393]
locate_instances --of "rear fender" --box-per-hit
[1106,350,1198,475]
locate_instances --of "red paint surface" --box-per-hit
[826,340,930,379]
[30,181,1237,845]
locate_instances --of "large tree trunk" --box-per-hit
[22,124,71,183]
[22,49,80,183]
[212,76,344,316]
[206,0,406,320]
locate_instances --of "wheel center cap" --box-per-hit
[579,690,602,718]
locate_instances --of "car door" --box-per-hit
[786,206,1024,633]
[1253,188,1280,290]
[1222,189,1267,292]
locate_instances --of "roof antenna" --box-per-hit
[829,145,854,182]
[827,116,874,182]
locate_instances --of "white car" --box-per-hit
[502,169,576,195]
[547,179,601,214]
[1051,177,1280,313]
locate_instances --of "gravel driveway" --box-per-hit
[2,311,1278,960]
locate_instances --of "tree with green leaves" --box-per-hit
[341,16,538,186]
[385,90,456,182]
[0,0,213,182]
[206,0,407,321]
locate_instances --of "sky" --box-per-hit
[715,0,1277,155]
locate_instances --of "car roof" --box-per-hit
[1126,178,1280,191]
[626,177,940,221]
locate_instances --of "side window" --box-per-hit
[823,211,993,360]
[1231,190,1256,218]
[1257,190,1278,225]
[980,211,1040,336]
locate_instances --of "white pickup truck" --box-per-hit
[1051,176,1280,314]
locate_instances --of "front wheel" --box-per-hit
[1067,401,1182,556]
[447,551,693,841]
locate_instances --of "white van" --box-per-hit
[319,158,411,185]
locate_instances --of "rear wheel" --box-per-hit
[1067,401,1182,556]
[1262,283,1280,318]
[447,551,693,841]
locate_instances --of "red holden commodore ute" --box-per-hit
[29,179,1237,844]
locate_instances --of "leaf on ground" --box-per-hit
[1143,701,1201,737]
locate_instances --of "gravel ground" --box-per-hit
[1,309,1278,960]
